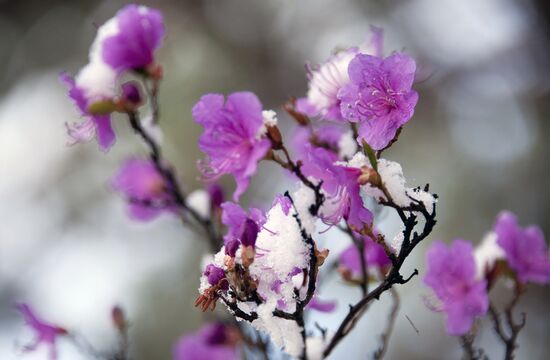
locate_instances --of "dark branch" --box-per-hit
[373,288,400,360]
[323,194,436,358]
[127,111,220,251]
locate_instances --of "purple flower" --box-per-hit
[102,5,165,72]
[424,240,489,335]
[339,233,391,278]
[494,211,550,285]
[208,184,225,211]
[16,303,67,360]
[204,264,228,290]
[121,82,142,104]
[193,92,271,201]
[297,27,384,121]
[292,124,345,159]
[60,73,116,151]
[173,323,238,360]
[301,146,372,229]
[307,297,337,313]
[338,53,418,150]
[111,158,174,221]
[221,202,265,252]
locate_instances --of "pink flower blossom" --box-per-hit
[102,4,165,72]
[193,92,271,201]
[307,297,337,313]
[60,73,115,151]
[424,240,489,335]
[494,211,550,285]
[301,146,372,229]
[16,303,67,360]
[221,202,265,254]
[297,27,384,121]
[173,323,238,360]
[111,157,174,221]
[339,233,391,278]
[338,53,418,150]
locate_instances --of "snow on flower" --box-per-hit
[193,92,272,201]
[199,188,317,358]
[424,240,489,335]
[111,157,174,221]
[494,211,550,285]
[301,146,372,230]
[474,231,505,279]
[338,52,418,150]
[102,4,165,72]
[296,27,384,121]
[173,322,239,360]
[61,5,164,151]
[60,72,116,151]
[16,303,67,360]
[356,154,436,212]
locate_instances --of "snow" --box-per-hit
[474,231,504,279]
[187,189,210,219]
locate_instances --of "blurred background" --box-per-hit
[1,0,549,359]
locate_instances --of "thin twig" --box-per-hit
[488,281,526,360]
[373,288,400,360]
[127,111,220,251]
[323,193,436,358]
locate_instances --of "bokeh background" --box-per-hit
[1,0,549,359]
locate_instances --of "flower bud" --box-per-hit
[225,238,239,258]
[204,264,228,290]
[358,166,382,188]
[121,82,142,105]
[241,245,255,268]
[267,125,283,150]
[111,305,126,331]
[240,218,259,248]
[208,184,225,211]
[283,98,309,126]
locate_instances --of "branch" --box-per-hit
[323,196,436,358]
[373,288,400,360]
[127,111,220,251]
[268,144,324,216]
[488,282,526,360]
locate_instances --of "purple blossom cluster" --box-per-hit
[14,3,546,360]
[424,211,549,336]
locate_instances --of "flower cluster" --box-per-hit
[62,4,164,151]
[18,3,543,360]
[424,211,549,336]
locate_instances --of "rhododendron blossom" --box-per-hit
[111,157,174,221]
[494,211,550,284]
[301,146,372,229]
[61,73,116,151]
[296,27,383,121]
[173,323,239,360]
[220,202,266,254]
[193,92,272,201]
[339,52,419,150]
[48,4,546,358]
[61,4,164,151]
[16,303,67,360]
[339,233,391,278]
[101,4,165,73]
[424,240,489,335]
